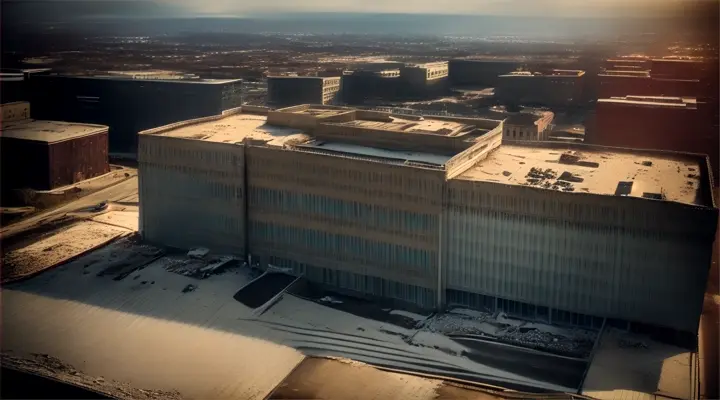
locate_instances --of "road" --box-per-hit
[453,337,587,390]
[1,176,139,240]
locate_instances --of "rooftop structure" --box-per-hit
[501,111,554,141]
[139,104,717,341]
[1,119,108,143]
[152,113,308,146]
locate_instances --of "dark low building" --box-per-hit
[399,62,449,99]
[0,68,51,104]
[341,69,401,105]
[1,102,110,190]
[495,69,585,109]
[28,74,243,154]
[267,76,340,107]
[448,59,522,87]
[589,95,718,179]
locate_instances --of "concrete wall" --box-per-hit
[442,179,717,333]
[314,123,472,155]
[1,102,30,122]
[245,145,444,307]
[138,134,246,255]
[445,130,503,179]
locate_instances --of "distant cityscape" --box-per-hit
[1,7,718,400]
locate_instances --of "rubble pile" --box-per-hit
[422,312,493,335]
[525,167,577,192]
[163,252,239,279]
[500,327,586,354]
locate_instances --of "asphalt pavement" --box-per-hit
[1,176,139,240]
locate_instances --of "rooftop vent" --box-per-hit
[615,181,634,196]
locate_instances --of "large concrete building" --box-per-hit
[495,70,585,109]
[138,105,717,339]
[1,102,109,190]
[267,76,341,107]
[27,74,243,154]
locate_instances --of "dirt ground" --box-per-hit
[1,352,182,400]
[1,221,131,283]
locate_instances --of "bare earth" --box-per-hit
[2,352,182,400]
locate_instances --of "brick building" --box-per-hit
[1,102,109,190]
[588,95,718,179]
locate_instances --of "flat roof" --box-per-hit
[456,144,704,206]
[299,140,453,166]
[267,76,339,80]
[328,117,473,136]
[39,75,241,85]
[1,119,108,143]
[151,114,308,146]
[598,96,697,109]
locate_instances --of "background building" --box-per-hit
[399,62,449,99]
[267,76,341,107]
[139,105,716,342]
[1,101,109,190]
[448,59,522,87]
[341,68,401,105]
[588,95,718,178]
[0,68,51,104]
[502,111,554,141]
[28,74,243,154]
[495,70,585,109]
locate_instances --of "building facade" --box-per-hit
[267,77,341,107]
[448,59,522,87]
[1,102,109,190]
[341,69,401,105]
[399,62,449,99]
[139,105,717,338]
[28,74,243,154]
[501,111,554,141]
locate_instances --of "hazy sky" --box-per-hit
[165,0,687,17]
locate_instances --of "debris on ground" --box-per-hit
[181,284,197,293]
[1,352,183,400]
[618,339,648,349]
[187,248,209,259]
[162,255,238,279]
[94,237,164,280]
[421,308,595,357]
[319,296,343,304]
